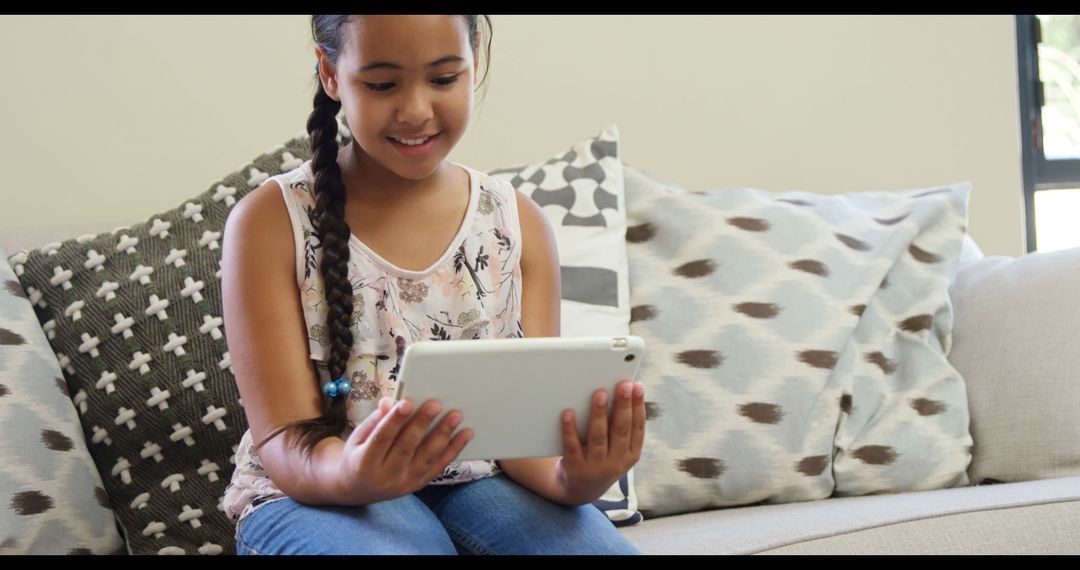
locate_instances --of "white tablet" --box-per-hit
[393,336,645,462]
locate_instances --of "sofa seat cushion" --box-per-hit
[616,474,1080,554]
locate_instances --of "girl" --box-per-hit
[220,15,646,555]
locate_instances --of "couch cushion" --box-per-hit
[948,246,1080,486]
[616,474,1080,554]
[757,498,1080,554]
[623,166,974,519]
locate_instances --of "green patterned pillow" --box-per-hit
[4,127,350,554]
[623,167,974,519]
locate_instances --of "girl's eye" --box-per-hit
[363,74,462,93]
[433,75,461,86]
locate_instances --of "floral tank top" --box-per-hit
[222,160,524,533]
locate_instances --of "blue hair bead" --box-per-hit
[322,380,337,398]
[335,378,351,396]
[322,377,350,399]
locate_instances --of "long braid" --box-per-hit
[253,78,354,462]
[306,79,355,442]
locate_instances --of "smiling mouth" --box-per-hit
[386,132,441,157]
[387,132,440,144]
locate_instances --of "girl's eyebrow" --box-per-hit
[359,55,465,72]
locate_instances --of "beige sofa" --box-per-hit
[4,212,1079,555]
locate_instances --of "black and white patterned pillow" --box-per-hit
[488,125,640,526]
[5,123,354,554]
[489,124,631,339]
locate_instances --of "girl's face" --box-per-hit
[317,15,479,186]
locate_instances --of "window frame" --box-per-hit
[1016,14,1080,253]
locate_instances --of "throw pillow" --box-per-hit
[623,166,973,518]
[488,124,639,526]
[6,132,325,555]
[0,245,126,554]
[949,246,1080,486]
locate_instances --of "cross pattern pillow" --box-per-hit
[487,124,640,527]
[622,166,974,519]
[5,132,326,555]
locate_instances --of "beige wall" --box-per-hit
[0,15,1024,255]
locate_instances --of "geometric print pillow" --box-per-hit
[488,124,631,340]
[488,125,640,526]
[0,245,126,554]
[4,132,330,555]
[623,167,973,519]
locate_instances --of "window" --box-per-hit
[1016,15,1080,253]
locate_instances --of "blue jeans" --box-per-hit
[235,472,641,555]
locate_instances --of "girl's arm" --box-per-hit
[222,180,353,506]
[496,189,577,504]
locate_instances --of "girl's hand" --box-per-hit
[555,380,646,504]
[335,396,473,505]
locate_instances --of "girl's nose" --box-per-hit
[396,87,434,126]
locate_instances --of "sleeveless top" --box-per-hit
[222,160,524,534]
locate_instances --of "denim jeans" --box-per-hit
[234,472,641,555]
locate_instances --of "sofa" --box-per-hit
[2,125,1078,555]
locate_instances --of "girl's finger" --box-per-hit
[611,380,634,454]
[346,397,392,449]
[429,428,474,482]
[367,398,416,464]
[561,409,583,460]
[586,390,609,462]
[629,382,646,457]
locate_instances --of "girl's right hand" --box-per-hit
[336,396,473,505]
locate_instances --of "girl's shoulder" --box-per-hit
[289,159,316,189]
[269,160,317,207]
[455,161,517,196]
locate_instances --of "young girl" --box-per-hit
[220,15,646,555]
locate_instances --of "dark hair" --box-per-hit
[254,15,494,463]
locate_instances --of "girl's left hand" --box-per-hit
[555,380,646,503]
